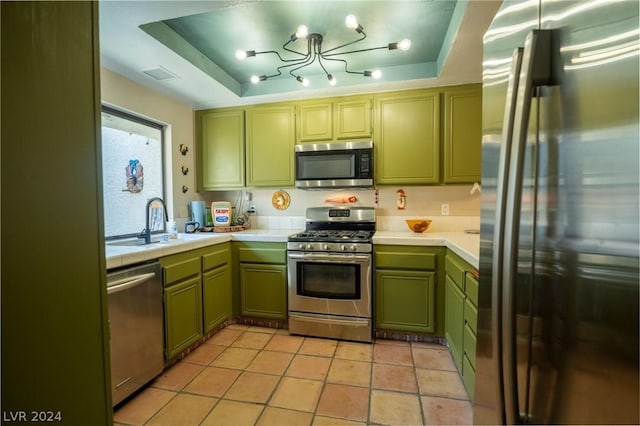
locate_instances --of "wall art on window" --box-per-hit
[124,159,144,193]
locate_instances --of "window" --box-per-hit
[101,106,165,239]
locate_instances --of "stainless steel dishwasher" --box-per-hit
[107,261,164,406]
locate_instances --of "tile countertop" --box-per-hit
[373,231,480,270]
[106,229,480,271]
[105,229,299,270]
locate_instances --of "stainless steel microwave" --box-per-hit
[295,141,374,189]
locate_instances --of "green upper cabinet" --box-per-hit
[196,108,245,190]
[374,89,440,184]
[442,84,482,184]
[298,100,333,142]
[246,104,295,187]
[334,95,372,140]
[297,96,372,143]
[194,86,482,188]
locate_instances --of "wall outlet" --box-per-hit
[247,205,257,215]
[179,206,189,218]
[441,203,450,216]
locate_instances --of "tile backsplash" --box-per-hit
[195,184,481,231]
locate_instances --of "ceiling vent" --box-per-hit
[142,66,178,81]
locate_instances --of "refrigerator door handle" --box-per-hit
[502,29,553,425]
[492,46,524,425]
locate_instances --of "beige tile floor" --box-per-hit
[114,325,473,425]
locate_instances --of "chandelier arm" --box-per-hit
[255,49,307,63]
[275,56,313,75]
[321,56,365,75]
[288,51,318,77]
[322,45,389,57]
[318,57,331,77]
[282,38,310,57]
[265,70,282,79]
[321,31,367,55]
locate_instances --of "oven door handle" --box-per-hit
[289,313,370,327]
[287,252,371,263]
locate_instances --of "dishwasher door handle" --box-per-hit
[107,272,157,295]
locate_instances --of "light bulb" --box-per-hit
[327,74,337,86]
[398,39,411,51]
[236,50,255,60]
[296,75,310,86]
[372,70,382,79]
[251,75,266,84]
[345,14,358,29]
[295,25,308,39]
[345,14,363,33]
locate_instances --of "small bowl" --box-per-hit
[406,219,432,233]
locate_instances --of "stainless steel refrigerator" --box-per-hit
[476,0,639,424]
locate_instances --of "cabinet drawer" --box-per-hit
[463,322,477,368]
[465,271,479,305]
[464,297,478,333]
[445,254,466,289]
[202,244,230,271]
[238,247,286,264]
[375,251,436,270]
[162,257,200,286]
[462,354,476,401]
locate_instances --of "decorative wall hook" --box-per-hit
[181,185,189,193]
[179,144,189,156]
[181,166,189,175]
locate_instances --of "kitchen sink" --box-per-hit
[107,238,162,247]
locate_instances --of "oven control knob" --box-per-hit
[323,244,329,250]
[340,245,347,251]
[350,244,357,252]
[308,244,314,250]
[298,243,307,250]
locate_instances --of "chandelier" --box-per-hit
[235,14,411,87]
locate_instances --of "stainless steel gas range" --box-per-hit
[287,206,375,343]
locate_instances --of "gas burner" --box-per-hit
[288,206,376,253]
[289,229,374,243]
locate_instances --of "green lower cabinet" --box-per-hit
[203,264,231,333]
[240,263,287,320]
[445,276,465,369]
[462,354,476,401]
[444,250,479,402]
[375,269,436,333]
[164,276,203,360]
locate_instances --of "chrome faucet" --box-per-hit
[138,197,168,244]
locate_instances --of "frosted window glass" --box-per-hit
[101,108,165,239]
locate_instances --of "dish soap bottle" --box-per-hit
[168,220,178,239]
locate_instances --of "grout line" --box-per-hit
[411,338,428,426]
[118,326,473,425]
